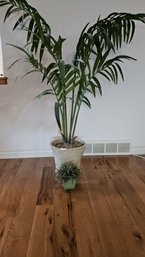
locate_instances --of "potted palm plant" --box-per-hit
[0,0,145,169]
[57,162,80,190]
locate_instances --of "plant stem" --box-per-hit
[71,104,81,142]
[63,96,68,142]
[68,89,74,143]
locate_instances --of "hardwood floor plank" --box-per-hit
[0,159,27,255]
[27,166,54,257]
[36,166,54,205]
[116,158,145,206]
[53,183,78,257]
[0,213,13,257]
[126,156,145,184]
[95,157,135,225]
[27,205,54,257]
[71,175,105,257]
[101,156,145,256]
[0,156,144,257]
[82,158,132,257]
[0,159,23,181]
[0,159,35,215]
[82,158,116,226]
[98,171,134,225]
[119,224,145,257]
[0,160,8,169]
[109,164,145,231]
[0,158,44,257]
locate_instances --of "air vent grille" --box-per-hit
[118,143,130,153]
[106,143,117,153]
[93,143,104,153]
[85,141,130,155]
[84,143,92,154]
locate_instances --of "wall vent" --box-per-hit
[106,143,117,153]
[118,143,130,153]
[84,143,92,154]
[85,141,131,155]
[93,143,105,154]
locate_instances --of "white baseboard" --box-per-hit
[131,146,145,155]
[0,150,53,159]
[0,145,144,159]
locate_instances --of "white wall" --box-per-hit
[0,33,4,75]
[0,0,145,158]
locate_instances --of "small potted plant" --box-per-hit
[57,162,80,190]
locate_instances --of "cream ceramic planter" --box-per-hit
[51,140,86,171]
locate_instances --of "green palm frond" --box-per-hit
[0,0,64,62]
[74,12,145,63]
[1,0,145,144]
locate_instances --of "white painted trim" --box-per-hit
[133,154,145,160]
[0,150,131,159]
[0,33,4,76]
[0,150,53,159]
[0,145,144,159]
[131,145,145,155]
[84,152,131,156]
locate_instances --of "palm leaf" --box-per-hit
[82,96,91,108]
[8,58,21,69]
[54,102,62,131]
[42,63,57,82]
[74,12,145,63]
[27,18,35,42]
[4,5,15,22]
[13,13,30,30]
[35,89,54,99]
[92,77,102,95]
[0,1,10,7]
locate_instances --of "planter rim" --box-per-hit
[50,139,86,151]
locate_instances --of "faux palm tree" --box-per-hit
[0,0,145,145]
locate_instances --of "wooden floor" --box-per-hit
[0,156,145,256]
